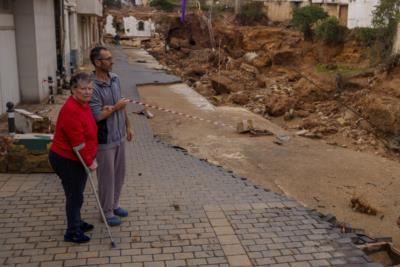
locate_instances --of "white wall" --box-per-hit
[348,0,379,28]
[76,0,102,16]
[15,0,57,103]
[123,16,154,37]
[105,14,116,36]
[0,14,20,114]
[33,0,57,101]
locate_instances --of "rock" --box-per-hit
[252,54,273,68]
[337,117,346,126]
[243,52,258,62]
[230,92,250,105]
[361,94,400,135]
[195,84,215,96]
[284,109,295,121]
[236,120,254,133]
[264,94,295,117]
[293,110,309,117]
[344,110,356,120]
[351,195,378,216]
[169,37,190,49]
[272,50,297,65]
[209,74,243,94]
[180,48,191,55]
[184,66,207,77]
[210,75,233,94]
[230,49,245,59]
[240,63,259,75]
[256,75,266,88]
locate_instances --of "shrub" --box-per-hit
[104,0,122,8]
[315,16,346,45]
[292,5,328,41]
[351,27,380,46]
[149,0,176,11]
[237,2,265,25]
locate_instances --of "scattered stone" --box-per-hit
[240,63,259,76]
[351,195,378,216]
[230,92,249,105]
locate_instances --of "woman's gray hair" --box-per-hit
[70,72,91,90]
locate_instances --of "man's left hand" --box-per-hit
[127,128,134,142]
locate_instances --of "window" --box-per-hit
[0,0,12,14]
[137,21,144,31]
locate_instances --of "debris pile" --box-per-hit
[126,9,400,159]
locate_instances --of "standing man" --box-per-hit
[89,46,133,226]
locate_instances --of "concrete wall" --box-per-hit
[262,0,375,29]
[348,0,378,28]
[392,23,400,54]
[77,15,99,65]
[0,12,20,114]
[76,0,102,16]
[263,1,308,22]
[15,0,57,103]
[34,0,57,101]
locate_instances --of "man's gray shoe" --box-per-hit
[106,216,121,226]
[114,207,128,217]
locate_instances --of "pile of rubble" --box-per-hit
[152,13,400,155]
[106,7,400,158]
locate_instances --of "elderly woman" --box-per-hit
[49,72,98,243]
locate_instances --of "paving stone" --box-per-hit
[0,47,375,267]
[227,255,252,266]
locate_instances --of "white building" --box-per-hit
[123,16,154,37]
[261,0,379,29]
[0,0,57,114]
[0,0,103,115]
[62,0,103,75]
[105,14,117,36]
[347,0,380,28]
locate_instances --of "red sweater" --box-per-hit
[51,96,98,166]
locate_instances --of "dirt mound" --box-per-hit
[118,8,400,159]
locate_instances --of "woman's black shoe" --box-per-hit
[80,221,94,232]
[64,231,90,243]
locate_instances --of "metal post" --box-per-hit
[56,70,63,94]
[48,76,55,104]
[6,102,15,135]
[234,0,240,15]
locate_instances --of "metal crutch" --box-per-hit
[73,144,116,248]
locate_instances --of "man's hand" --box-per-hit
[114,98,130,111]
[126,127,134,142]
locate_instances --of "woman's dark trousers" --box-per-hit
[49,151,88,234]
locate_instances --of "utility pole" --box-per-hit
[234,0,240,15]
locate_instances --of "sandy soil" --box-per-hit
[138,82,400,248]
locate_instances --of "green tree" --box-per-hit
[237,2,265,25]
[292,6,328,41]
[372,0,400,27]
[149,0,175,11]
[371,0,400,58]
[315,17,346,45]
[103,0,122,7]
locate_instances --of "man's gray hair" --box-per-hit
[70,72,91,90]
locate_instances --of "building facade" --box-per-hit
[0,0,102,115]
[261,0,378,29]
[61,0,103,76]
[0,0,57,114]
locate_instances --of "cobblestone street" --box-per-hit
[0,47,380,267]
